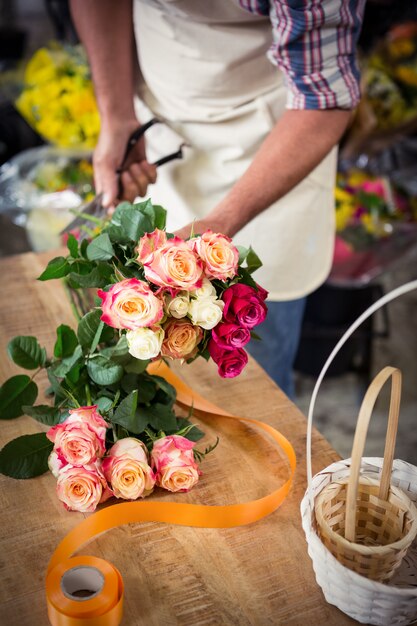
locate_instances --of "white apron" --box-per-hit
[133,0,337,301]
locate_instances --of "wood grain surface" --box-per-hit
[0,251,357,626]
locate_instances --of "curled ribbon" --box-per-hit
[46,362,296,625]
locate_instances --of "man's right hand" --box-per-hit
[93,118,157,208]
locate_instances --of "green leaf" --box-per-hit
[66,233,79,258]
[237,267,258,289]
[87,356,123,386]
[38,256,70,281]
[7,336,46,370]
[54,325,78,359]
[175,418,205,441]
[153,375,177,403]
[0,433,53,478]
[52,345,83,378]
[236,245,249,265]
[77,310,114,349]
[96,397,113,414]
[90,321,104,354]
[111,390,140,432]
[0,375,38,420]
[86,233,115,261]
[80,238,89,259]
[22,405,62,426]
[68,265,112,289]
[246,247,262,274]
[140,403,178,432]
[123,357,150,374]
[149,204,167,230]
[110,202,153,241]
[121,373,140,395]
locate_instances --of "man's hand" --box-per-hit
[94,119,157,208]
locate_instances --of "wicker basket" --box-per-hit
[300,279,417,625]
[314,367,417,582]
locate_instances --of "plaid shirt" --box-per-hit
[239,0,365,110]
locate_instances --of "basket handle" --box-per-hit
[345,366,402,542]
[306,280,417,513]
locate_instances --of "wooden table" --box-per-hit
[0,251,356,626]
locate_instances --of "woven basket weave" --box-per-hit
[300,280,417,625]
[314,367,417,583]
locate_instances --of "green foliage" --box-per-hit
[8,336,46,370]
[0,433,53,478]
[54,325,78,359]
[0,375,38,420]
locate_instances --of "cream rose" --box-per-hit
[151,435,200,493]
[126,326,164,360]
[161,318,203,360]
[142,237,203,291]
[56,461,112,512]
[102,438,155,500]
[165,292,190,319]
[190,278,217,300]
[192,230,239,280]
[188,297,224,330]
[98,278,163,330]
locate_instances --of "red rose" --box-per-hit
[208,339,248,378]
[211,322,251,350]
[222,284,267,329]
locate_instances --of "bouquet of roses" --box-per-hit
[0,200,267,512]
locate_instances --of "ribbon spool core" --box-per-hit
[61,566,104,601]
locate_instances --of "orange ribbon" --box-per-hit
[46,362,296,625]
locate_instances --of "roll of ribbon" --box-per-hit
[47,363,296,625]
[46,556,123,626]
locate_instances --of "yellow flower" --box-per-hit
[15,42,100,148]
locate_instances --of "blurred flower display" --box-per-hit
[331,170,417,284]
[15,43,100,148]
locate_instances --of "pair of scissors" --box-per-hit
[61,118,187,235]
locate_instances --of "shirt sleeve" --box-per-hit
[267,0,366,110]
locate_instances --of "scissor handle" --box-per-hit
[117,118,161,172]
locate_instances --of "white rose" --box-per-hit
[126,327,164,360]
[191,278,217,300]
[165,292,190,319]
[188,298,224,330]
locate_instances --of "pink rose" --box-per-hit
[47,406,108,467]
[98,278,163,330]
[56,461,112,512]
[151,435,200,492]
[102,438,155,500]
[208,339,248,378]
[136,228,167,264]
[192,230,239,281]
[161,318,203,360]
[222,284,267,329]
[142,237,204,291]
[211,322,251,350]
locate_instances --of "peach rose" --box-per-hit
[161,318,203,360]
[46,406,108,467]
[102,438,155,500]
[136,228,167,264]
[151,435,200,492]
[98,278,163,330]
[142,237,203,291]
[192,231,239,280]
[56,461,112,512]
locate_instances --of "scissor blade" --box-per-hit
[60,192,105,236]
